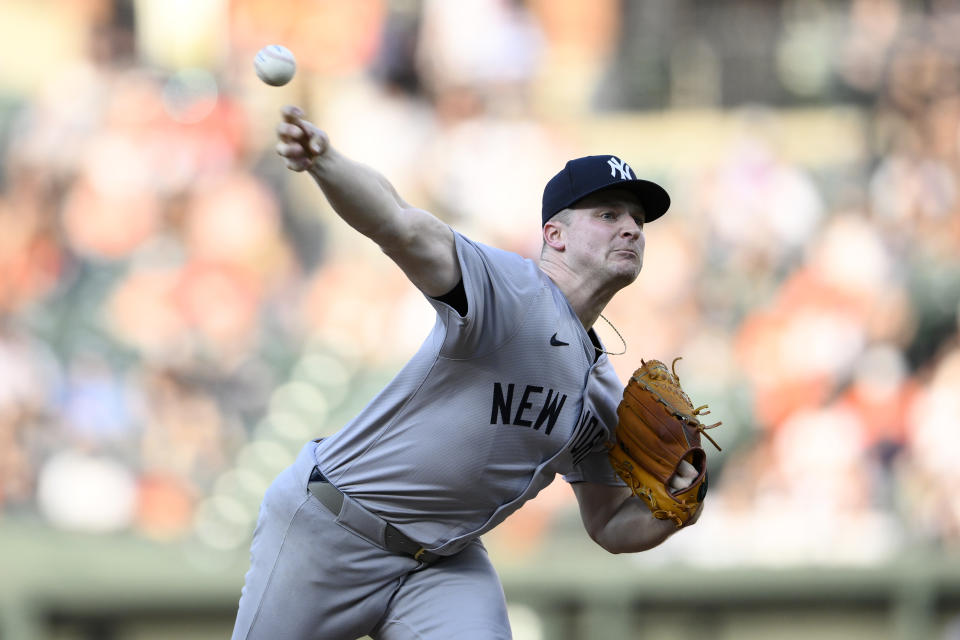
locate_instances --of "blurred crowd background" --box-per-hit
[0,0,958,573]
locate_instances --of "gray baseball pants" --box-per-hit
[231,442,512,639]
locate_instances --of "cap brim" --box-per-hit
[574,179,671,223]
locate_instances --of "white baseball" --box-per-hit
[254,45,296,86]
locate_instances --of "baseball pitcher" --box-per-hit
[230,105,720,640]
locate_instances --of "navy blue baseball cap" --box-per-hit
[541,155,671,226]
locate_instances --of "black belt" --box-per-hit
[307,467,442,565]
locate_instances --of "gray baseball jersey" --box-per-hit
[315,231,625,556]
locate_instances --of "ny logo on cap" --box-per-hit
[607,157,634,180]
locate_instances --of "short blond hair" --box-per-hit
[544,208,574,227]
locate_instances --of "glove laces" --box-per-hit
[669,357,723,451]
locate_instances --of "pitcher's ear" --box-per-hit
[543,219,566,251]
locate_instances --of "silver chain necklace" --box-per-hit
[594,313,627,356]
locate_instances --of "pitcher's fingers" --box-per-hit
[677,460,697,479]
[276,121,307,142]
[280,104,305,121]
[283,156,312,172]
[668,475,692,492]
[276,141,308,159]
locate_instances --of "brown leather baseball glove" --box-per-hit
[608,358,722,528]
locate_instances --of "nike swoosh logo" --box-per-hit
[550,333,569,346]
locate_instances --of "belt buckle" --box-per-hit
[413,547,426,562]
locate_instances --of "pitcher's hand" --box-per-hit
[275,105,329,172]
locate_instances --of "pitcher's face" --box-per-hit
[563,189,646,286]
